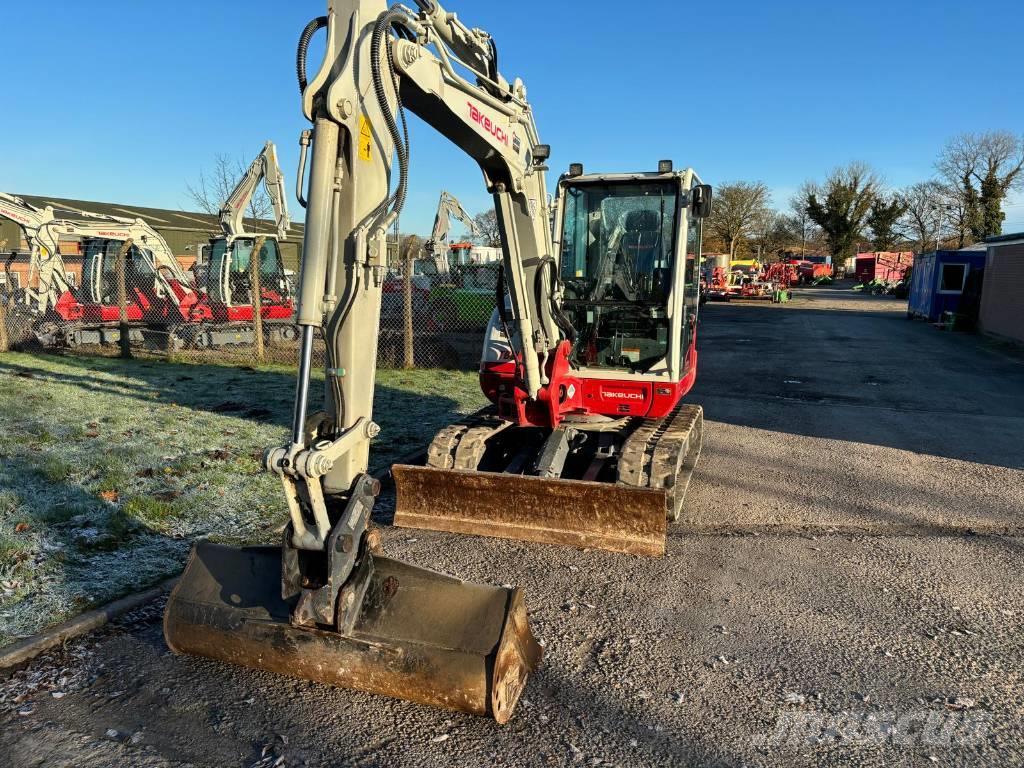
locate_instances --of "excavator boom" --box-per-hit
[218,140,291,242]
[424,190,478,277]
[166,0,545,721]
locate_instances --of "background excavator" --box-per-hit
[422,190,477,279]
[0,192,207,343]
[200,141,293,323]
[164,0,709,722]
[0,192,81,320]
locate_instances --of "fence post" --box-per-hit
[0,286,9,353]
[251,236,266,364]
[116,240,133,359]
[403,249,415,369]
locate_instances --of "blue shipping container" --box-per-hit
[908,250,987,322]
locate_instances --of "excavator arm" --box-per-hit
[218,141,291,241]
[425,190,478,276]
[165,0,543,722]
[0,192,71,313]
[282,0,561,512]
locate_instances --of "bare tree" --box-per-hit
[788,183,820,255]
[866,192,908,251]
[185,153,273,233]
[399,234,423,260]
[750,209,791,261]
[900,181,946,252]
[472,209,502,247]
[938,183,973,249]
[937,131,1024,240]
[707,181,771,258]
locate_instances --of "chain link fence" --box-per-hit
[0,248,501,373]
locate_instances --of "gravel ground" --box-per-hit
[3,285,1023,767]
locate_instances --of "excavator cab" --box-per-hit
[557,169,706,378]
[206,236,293,320]
[81,238,153,321]
[559,176,685,373]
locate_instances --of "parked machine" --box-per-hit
[164,0,711,722]
[0,192,80,319]
[394,164,711,555]
[423,190,478,279]
[192,141,296,347]
[0,192,206,344]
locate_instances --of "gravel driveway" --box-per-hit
[3,286,1023,767]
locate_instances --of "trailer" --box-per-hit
[855,252,913,284]
[907,248,987,324]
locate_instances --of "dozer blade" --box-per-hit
[164,541,541,723]
[392,466,668,556]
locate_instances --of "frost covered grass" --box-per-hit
[0,352,485,646]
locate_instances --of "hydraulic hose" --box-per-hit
[371,11,412,221]
[297,16,328,94]
[535,256,577,344]
[487,37,499,83]
[495,264,513,337]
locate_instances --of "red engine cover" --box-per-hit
[480,339,698,428]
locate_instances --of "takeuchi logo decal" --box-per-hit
[604,391,645,400]
[0,208,32,224]
[468,101,508,146]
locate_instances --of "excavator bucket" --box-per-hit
[392,467,670,557]
[164,541,541,723]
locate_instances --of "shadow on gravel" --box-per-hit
[0,354,471,466]
[693,296,1024,470]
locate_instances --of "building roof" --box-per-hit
[983,232,1024,247]
[15,193,304,237]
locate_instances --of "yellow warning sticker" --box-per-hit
[358,115,372,162]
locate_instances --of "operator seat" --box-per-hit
[620,210,664,298]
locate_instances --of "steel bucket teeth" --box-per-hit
[392,466,669,556]
[164,541,541,723]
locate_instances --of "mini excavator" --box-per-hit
[165,0,711,722]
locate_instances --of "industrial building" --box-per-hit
[980,233,1024,345]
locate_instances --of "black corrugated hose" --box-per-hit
[297,16,328,94]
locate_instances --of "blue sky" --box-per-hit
[2,0,1023,235]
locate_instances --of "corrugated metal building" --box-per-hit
[0,194,305,289]
[980,233,1024,345]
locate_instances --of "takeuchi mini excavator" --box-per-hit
[203,141,293,325]
[164,0,710,722]
[0,192,81,320]
[0,192,207,337]
[423,190,478,279]
[394,165,711,557]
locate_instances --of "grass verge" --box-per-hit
[0,351,485,646]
